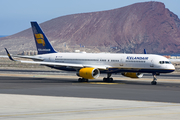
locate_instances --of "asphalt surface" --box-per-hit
[0,70,180,103]
[0,68,180,78]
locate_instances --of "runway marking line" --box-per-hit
[82,82,125,85]
[0,104,180,118]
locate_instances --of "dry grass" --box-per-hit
[0,57,53,70]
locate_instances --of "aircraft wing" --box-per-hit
[82,64,109,70]
[21,60,83,67]
[5,48,109,70]
[21,61,108,70]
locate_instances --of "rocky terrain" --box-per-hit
[0,1,180,55]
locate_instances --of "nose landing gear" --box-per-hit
[151,73,157,85]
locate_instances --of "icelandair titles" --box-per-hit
[126,56,149,60]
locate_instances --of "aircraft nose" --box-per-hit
[170,64,175,72]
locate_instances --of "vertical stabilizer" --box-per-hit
[31,22,57,54]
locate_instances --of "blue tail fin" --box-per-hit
[31,22,57,54]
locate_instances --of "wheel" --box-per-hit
[151,81,157,85]
[78,78,82,82]
[103,78,107,82]
[103,78,113,82]
[106,78,113,82]
[110,78,113,82]
[84,79,89,82]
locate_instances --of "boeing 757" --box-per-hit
[5,22,175,85]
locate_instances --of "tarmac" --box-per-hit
[0,94,180,120]
[0,70,180,120]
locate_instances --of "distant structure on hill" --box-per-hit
[17,51,38,55]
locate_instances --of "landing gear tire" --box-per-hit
[78,78,82,82]
[78,78,88,82]
[151,81,157,85]
[103,78,107,82]
[103,77,113,82]
[84,79,88,82]
[103,73,113,82]
[109,78,113,82]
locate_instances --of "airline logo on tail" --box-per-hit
[35,34,45,46]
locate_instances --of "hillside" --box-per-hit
[0,1,180,54]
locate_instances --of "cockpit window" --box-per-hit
[159,61,171,64]
[165,61,171,64]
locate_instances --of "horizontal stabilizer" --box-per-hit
[13,55,44,61]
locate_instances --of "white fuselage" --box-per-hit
[37,52,175,73]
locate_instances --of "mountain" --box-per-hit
[1,1,180,54]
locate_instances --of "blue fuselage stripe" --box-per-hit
[48,66,174,73]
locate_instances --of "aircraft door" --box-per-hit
[119,59,123,66]
[48,55,52,62]
[150,60,154,67]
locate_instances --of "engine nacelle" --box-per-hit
[77,68,100,79]
[121,72,143,78]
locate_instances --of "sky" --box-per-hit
[0,0,180,35]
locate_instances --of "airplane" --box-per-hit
[5,22,175,85]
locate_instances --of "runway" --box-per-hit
[0,72,180,103]
[0,70,180,119]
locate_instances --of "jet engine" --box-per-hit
[121,72,143,78]
[77,68,100,79]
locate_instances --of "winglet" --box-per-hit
[4,48,16,61]
[144,49,147,54]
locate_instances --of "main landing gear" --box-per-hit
[78,78,88,82]
[151,73,157,85]
[103,73,113,82]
